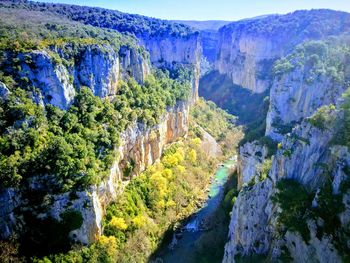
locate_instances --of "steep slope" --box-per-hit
[223,37,350,262]
[266,39,350,140]
[215,9,350,93]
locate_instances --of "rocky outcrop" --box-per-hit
[265,41,350,141]
[237,141,267,189]
[72,45,119,98]
[138,34,202,101]
[0,81,10,99]
[118,46,151,84]
[19,50,76,109]
[266,73,344,141]
[195,125,222,158]
[223,106,350,262]
[117,101,190,178]
[223,179,274,263]
[215,10,350,93]
[18,44,150,109]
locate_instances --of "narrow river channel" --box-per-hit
[153,156,237,263]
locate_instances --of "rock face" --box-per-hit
[72,45,120,98]
[266,72,345,141]
[265,41,350,141]
[198,126,223,158]
[215,10,350,93]
[0,189,21,240]
[18,44,150,109]
[237,141,267,189]
[138,34,202,101]
[0,81,10,99]
[223,36,350,262]
[117,101,190,179]
[216,30,281,93]
[223,107,350,262]
[223,180,274,263]
[19,50,76,109]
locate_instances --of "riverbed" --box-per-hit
[153,156,237,263]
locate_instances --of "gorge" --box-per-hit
[1,1,350,262]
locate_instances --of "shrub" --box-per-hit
[272,179,313,242]
[307,104,335,130]
[258,157,273,181]
[109,217,128,231]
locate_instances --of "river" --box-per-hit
[153,156,237,263]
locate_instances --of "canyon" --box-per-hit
[1,1,350,262]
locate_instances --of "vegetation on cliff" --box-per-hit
[273,39,350,84]
[272,177,350,260]
[36,137,216,262]
[0,69,191,191]
[222,9,350,37]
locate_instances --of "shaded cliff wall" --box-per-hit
[222,40,350,263]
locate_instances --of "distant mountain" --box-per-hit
[172,20,231,31]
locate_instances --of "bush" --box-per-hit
[272,179,313,242]
[258,157,273,182]
[307,104,336,130]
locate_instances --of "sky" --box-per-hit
[36,0,350,21]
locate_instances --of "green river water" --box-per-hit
[153,156,237,263]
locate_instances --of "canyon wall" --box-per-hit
[0,33,197,245]
[223,109,349,262]
[16,43,150,109]
[0,80,190,244]
[138,33,202,101]
[265,40,350,140]
[215,10,350,93]
[223,37,350,263]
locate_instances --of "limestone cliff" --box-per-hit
[138,33,202,101]
[52,101,190,244]
[236,141,267,189]
[215,10,350,93]
[17,44,150,109]
[266,40,350,140]
[223,101,350,262]
[222,32,350,263]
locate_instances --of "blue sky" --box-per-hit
[36,0,350,21]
